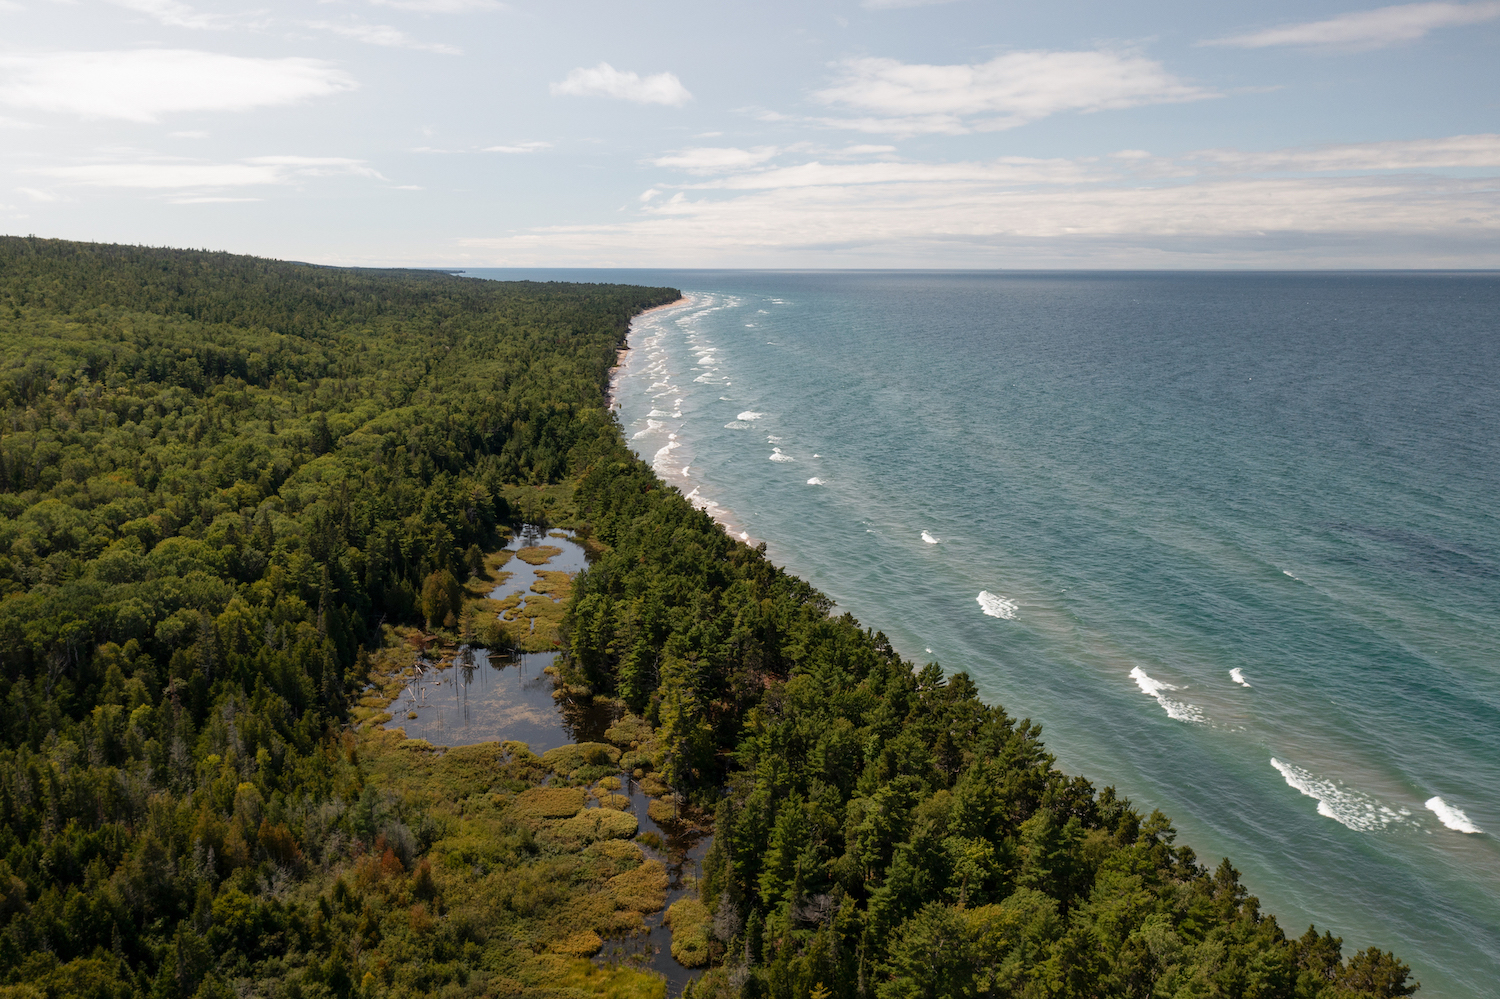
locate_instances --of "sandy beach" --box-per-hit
[606,294,694,412]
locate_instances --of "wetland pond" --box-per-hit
[384,526,711,994]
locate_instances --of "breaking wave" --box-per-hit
[1426,796,1483,834]
[1270,758,1409,832]
[976,591,1017,620]
[1129,667,1206,724]
[1230,668,1251,687]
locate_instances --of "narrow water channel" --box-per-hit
[383,525,712,995]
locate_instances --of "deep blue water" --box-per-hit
[468,269,1500,998]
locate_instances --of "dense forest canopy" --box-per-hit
[0,237,1415,999]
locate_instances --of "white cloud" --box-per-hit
[652,146,778,173]
[484,141,551,153]
[550,63,692,106]
[813,50,1211,135]
[308,21,463,55]
[1203,2,1500,50]
[32,155,383,191]
[0,50,357,122]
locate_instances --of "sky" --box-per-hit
[1,0,1497,268]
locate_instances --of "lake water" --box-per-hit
[468,268,1500,998]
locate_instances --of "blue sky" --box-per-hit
[1,0,1497,267]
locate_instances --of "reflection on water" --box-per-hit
[393,648,613,752]
[384,523,713,995]
[390,525,620,750]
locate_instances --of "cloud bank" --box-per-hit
[459,135,1500,267]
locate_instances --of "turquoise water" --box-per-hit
[470,269,1500,997]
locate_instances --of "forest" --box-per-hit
[0,236,1415,999]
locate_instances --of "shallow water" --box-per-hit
[467,268,1500,999]
[388,527,616,750]
[593,778,712,993]
[383,524,707,992]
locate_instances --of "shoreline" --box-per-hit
[609,292,757,546]
[606,295,694,413]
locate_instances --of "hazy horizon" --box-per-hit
[3,1,1498,269]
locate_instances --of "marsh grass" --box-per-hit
[513,788,588,821]
[516,545,565,566]
[325,642,687,997]
[592,789,631,810]
[556,958,667,999]
[665,898,713,968]
[542,742,622,777]
[607,859,669,914]
[548,808,639,849]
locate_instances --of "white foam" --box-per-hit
[650,440,682,475]
[724,421,750,429]
[1270,758,1408,832]
[737,411,763,421]
[921,531,939,544]
[1230,668,1251,687]
[1283,570,1302,581]
[768,448,794,462]
[647,409,669,418]
[1426,796,1483,834]
[976,591,1017,620]
[806,477,824,486]
[632,419,664,439]
[1129,667,1206,724]
[767,435,782,444]
[739,531,749,540]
